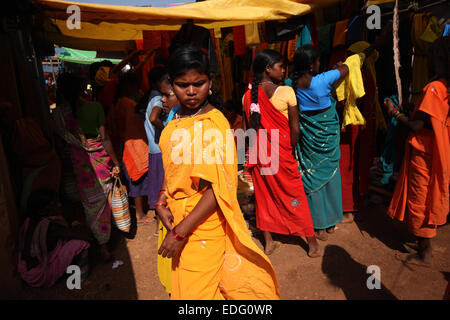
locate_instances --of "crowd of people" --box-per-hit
[13,28,449,299]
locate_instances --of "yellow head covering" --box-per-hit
[95,66,111,86]
[348,41,387,132]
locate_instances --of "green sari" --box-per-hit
[294,97,343,229]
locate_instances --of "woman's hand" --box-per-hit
[155,205,174,231]
[383,99,397,117]
[158,228,187,258]
[111,165,121,178]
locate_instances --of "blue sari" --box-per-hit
[294,95,343,229]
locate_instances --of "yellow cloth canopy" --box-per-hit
[34,0,340,43]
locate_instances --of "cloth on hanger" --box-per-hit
[310,13,319,47]
[265,16,306,43]
[346,16,362,47]
[333,19,350,47]
[348,41,387,132]
[411,13,433,103]
[336,53,366,129]
[170,21,218,72]
[245,23,261,46]
[233,25,247,56]
[420,15,443,43]
[287,36,297,62]
[222,33,234,102]
[319,24,334,55]
[297,16,311,48]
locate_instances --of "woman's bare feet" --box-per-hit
[264,241,280,255]
[263,231,279,255]
[342,213,354,224]
[406,238,433,267]
[315,229,328,241]
[326,226,336,234]
[306,236,321,258]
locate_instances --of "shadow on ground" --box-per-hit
[354,200,416,253]
[321,244,397,300]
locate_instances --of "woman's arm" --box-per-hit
[158,179,218,259]
[131,49,156,74]
[111,49,143,76]
[384,99,430,133]
[99,126,121,177]
[288,105,300,147]
[149,107,165,131]
[334,62,350,80]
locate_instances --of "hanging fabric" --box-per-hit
[346,16,362,47]
[333,19,350,47]
[233,25,247,56]
[245,23,261,46]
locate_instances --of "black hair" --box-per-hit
[113,72,139,104]
[56,72,84,117]
[428,36,450,84]
[148,66,169,90]
[168,44,222,109]
[249,49,283,130]
[291,44,320,90]
[26,188,56,219]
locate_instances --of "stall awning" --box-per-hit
[57,47,122,64]
[33,0,341,43]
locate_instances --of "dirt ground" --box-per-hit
[15,192,449,300]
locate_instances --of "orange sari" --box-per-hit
[159,108,279,300]
[387,80,450,238]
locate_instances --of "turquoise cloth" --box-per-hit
[297,17,311,48]
[377,95,400,185]
[305,169,343,229]
[294,96,343,229]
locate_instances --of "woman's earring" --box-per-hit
[209,89,212,95]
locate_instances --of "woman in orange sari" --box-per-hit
[155,45,279,300]
[385,36,449,267]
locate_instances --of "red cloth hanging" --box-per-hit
[233,25,247,56]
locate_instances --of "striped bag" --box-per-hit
[110,177,131,232]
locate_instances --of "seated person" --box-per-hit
[18,189,93,287]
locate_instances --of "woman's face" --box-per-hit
[159,80,179,109]
[172,69,210,109]
[267,61,286,82]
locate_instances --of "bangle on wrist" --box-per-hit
[172,227,187,241]
[395,113,406,120]
[154,201,167,207]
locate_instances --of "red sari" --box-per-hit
[243,87,314,237]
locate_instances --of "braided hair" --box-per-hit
[291,44,320,92]
[249,49,283,130]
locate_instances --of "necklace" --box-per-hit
[260,81,274,85]
[175,99,209,120]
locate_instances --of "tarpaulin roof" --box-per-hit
[57,47,122,64]
[34,0,341,46]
